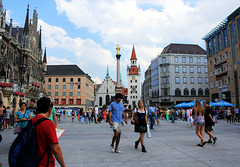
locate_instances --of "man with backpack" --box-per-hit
[9,97,65,167]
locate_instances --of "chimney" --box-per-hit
[9,18,12,36]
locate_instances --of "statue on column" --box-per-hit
[116,44,120,55]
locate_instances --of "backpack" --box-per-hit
[9,117,50,167]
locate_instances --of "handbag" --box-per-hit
[14,110,26,134]
[131,113,138,125]
[147,124,151,138]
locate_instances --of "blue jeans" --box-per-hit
[79,116,83,123]
[84,116,88,123]
[214,115,218,123]
[150,115,155,129]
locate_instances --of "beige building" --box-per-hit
[203,7,240,106]
[44,65,94,108]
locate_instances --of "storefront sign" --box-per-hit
[218,85,227,93]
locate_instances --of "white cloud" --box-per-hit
[48,56,73,65]
[92,77,102,84]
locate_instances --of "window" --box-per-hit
[208,40,212,57]
[130,80,132,83]
[175,67,179,73]
[197,57,201,63]
[205,77,209,84]
[197,67,201,73]
[204,58,207,64]
[48,78,51,82]
[135,80,137,83]
[182,57,186,63]
[183,77,187,84]
[190,67,194,73]
[215,81,219,87]
[70,85,73,89]
[69,92,73,97]
[205,88,209,96]
[55,92,58,96]
[221,79,224,85]
[205,67,208,73]
[48,92,51,96]
[70,78,73,82]
[220,67,223,73]
[227,77,230,84]
[189,57,193,63]
[163,67,166,72]
[219,55,222,61]
[214,58,217,64]
[175,88,181,96]
[209,60,212,66]
[198,88,203,96]
[162,57,166,64]
[215,69,218,75]
[78,78,81,82]
[55,78,58,82]
[62,92,66,96]
[198,77,202,84]
[218,33,223,51]
[55,85,58,90]
[77,92,81,96]
[191,88,196,96]
[225,52,229,58]
[182,67,186,73]
[174,57,178,63]
[163,77,167,84]
[62,78,66,82]
[184,88,189,96]
[223,28,229,48]
[213,37,217,54]
[175,77,180,84]
[48,85,51,89]
[99,97,102,106]
[211,82,213,88]
[190,77,194,84]
[226,64,229,71]
[210,71,213,76]
[63,85,66,89]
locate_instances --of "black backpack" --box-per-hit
[9,117,50,167]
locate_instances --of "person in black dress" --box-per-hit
[131,100,148,152]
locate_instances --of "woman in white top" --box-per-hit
[131,100,148,152]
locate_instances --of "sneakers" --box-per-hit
[110,145,115,153]
[213,137,217,145]
[114,149,122,154]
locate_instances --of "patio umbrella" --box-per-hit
[214,100,235,107]
[174,102,188,108]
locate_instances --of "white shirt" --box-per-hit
[134,108,148,114]
[95,107,98,114]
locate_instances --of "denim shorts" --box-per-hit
[197,122,205,125]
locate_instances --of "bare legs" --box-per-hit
[111,130,121,150]
[196,125,205,145]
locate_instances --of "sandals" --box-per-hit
[197,142,206,147]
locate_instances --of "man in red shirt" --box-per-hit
[32,97,65,167]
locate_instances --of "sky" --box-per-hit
[3,0,240,87]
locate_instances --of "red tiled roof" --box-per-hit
[129,66,138,75]
[130,45,137,60]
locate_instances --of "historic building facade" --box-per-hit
[203,7,240,106]
[127,46,141,108]
[143,65,151,106]
[0,2,46,109]
[44,65,94,108]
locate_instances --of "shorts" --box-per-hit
[197,122,205,125]
[205,124,212,132]
[113,122,123,133]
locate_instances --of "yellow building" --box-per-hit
[44,65,94,108]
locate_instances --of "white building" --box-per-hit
[127,46,141,108]
[158,43,209,107]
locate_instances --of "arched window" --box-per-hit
[184,88,189,96]
[205,88,209,96]
[157,89,159,97]
[175,88,181,96]
[198,88,203,96]
[191,88,196,96]
[155,90,157,97]
[106,95,110,105]
[99,97,102,106]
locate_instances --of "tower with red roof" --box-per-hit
[127,45,141,108]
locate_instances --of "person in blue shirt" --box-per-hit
[149,104,156,129]
[109,93,128,153]
[15,102,31,132]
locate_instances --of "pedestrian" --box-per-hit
[26,99,37,118]
[170,107,175,123]
[88,109,92,123]
[187,107,193,126]
[63,109,66,119]
[84,109,89,124]
[234,106,239,122]
[15,102,31,132]
[204,100,217,144]
[49,106,58,128]
[32,97,65,167]
[231,108,235,124]
[132,100,147,152]
[0,100,3,166]
[71,109,75,122]
[79,108,84,124]
[5,106,11,128]
[226,107,231,123]
[94,105,99,124]
[148,105,156,129]
[191,100,206,147]
[213,107,218,123]
[166,108,170,121]
[109,93,128,153]
[103,108,107,122]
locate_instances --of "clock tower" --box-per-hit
[127,45,141,108]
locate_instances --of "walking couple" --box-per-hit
[109,93,147,153]
[191,100,218,147]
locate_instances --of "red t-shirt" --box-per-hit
[32,115,58,167]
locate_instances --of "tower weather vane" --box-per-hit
[116,44,120,55]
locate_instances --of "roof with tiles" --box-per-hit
[45,65,85,76]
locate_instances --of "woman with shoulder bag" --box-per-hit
[15,102,31,133]
[131,100,148,153]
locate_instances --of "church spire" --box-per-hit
[23,4,29,35]
[106,65,110,78]
[39,26,42,50]
[130,45,137,60]
[0,0,3,13]
[43,47,47,64]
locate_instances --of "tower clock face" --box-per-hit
[132,76,135,80]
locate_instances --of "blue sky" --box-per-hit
[4,0,240,86]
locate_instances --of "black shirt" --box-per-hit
[205,107,213,125]
[27,106,37,115]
